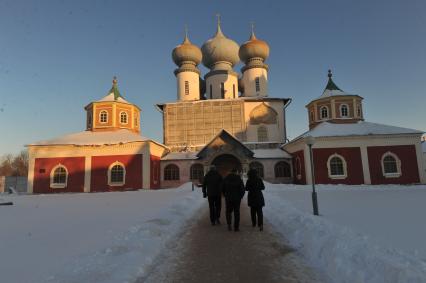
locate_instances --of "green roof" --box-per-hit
[109,77,122,100]
[325,69,342,91]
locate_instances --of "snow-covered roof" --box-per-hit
[292,121,423,142]
[161,151,199,160]
[28,129,156,146]
[252,148,292,159]
[97,92,130,104]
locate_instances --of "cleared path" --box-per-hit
[139,202,323,283]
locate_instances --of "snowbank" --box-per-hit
[264,184,426,283]
[0,184,204,283]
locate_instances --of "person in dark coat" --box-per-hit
[222,168,245,232]
[245,169,265,231]
[202,165,223,225]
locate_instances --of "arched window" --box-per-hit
[310,111,314,122]
[275,161,291,178]
[190,164,204,181]
[100,111,108,123]
[134,117,138,127]
[257,126,268,142]
[87,112,92,128]
[120,111,128,124]
[108,162,125,185]
[164,164,180,181]
[295,157,302,180]
[381,152,401,177]
[249,162,264,178]
[320,106,329,119]
[327,154,347,179]
[340,104,349,117]
[50,165,68,188]
[357,104,362,117]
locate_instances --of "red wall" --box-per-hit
[150,155,161,189]
[91,154,142,192]
[33,157,85,193]
[292,150,306,184]
[367,145,419,184]
[313,147,364,184]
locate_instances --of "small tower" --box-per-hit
[172,28,203,101]
[201,16,240,99]
[84,77,141,133]
[306,70,364,129]
[239,25,270,97]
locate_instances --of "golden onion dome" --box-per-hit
[172,34,202,66]
[239,31,270,63]
[201,24,240,69]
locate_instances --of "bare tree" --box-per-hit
[0,151,29,176]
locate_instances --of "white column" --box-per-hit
[360,146,371,184]
[84,156,91,192]
[142,146,151,189]
[415,142,426,184]
[304,145,312,185]
[27,151,35,194]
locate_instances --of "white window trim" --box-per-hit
[99,110,108,124]
[108,161,126,186]
[320,106,329,120]
[50,164,68,189]
[340,104,349,118]
[381,152,402,178]
[120,111,128,125]
[327,153,348,179]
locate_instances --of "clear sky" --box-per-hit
[0,0,425,155]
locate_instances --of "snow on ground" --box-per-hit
[0,184,204,283]
[264,184,426,283]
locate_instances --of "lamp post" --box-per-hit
[306,135,319,216]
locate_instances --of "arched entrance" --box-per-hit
[211,154,242,177]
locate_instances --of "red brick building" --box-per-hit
[283,71,425,185]
[27,78,168,194]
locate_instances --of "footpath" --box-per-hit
[139,202,323,283]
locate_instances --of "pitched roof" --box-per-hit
[289,121,423,143]
[28,129,162,147]
[196,129,254,158]
[96,77,130,104]
[161,151,199,160]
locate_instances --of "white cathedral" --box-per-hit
[158,22,293,188]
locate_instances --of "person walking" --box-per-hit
[222,168,245,232]
[245,169,265,231]
[202,165,223,225]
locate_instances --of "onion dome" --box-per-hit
[201,23,240,70]
[172,33,202,66]
[239,30,270,63]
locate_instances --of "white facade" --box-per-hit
[176,71,200,101]
[205,72,239,99]
[241,67,268,97]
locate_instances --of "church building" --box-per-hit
[157,22,293,188]
[26,20,425,193]
[27,78,168,193]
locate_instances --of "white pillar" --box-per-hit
[27,150,35,194]
[304,145,313,185]
[360,146,371,184]
[84,155,91,192]
[415,141,426,184]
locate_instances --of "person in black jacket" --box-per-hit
[245,169,265,231]
[202,165,223,225]
[222,168,245,232]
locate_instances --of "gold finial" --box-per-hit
[113,76,118,85]
[184,24,188,38]
[250,21,256,39]
[216,13,221,27]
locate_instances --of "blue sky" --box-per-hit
[0,0,425,155]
